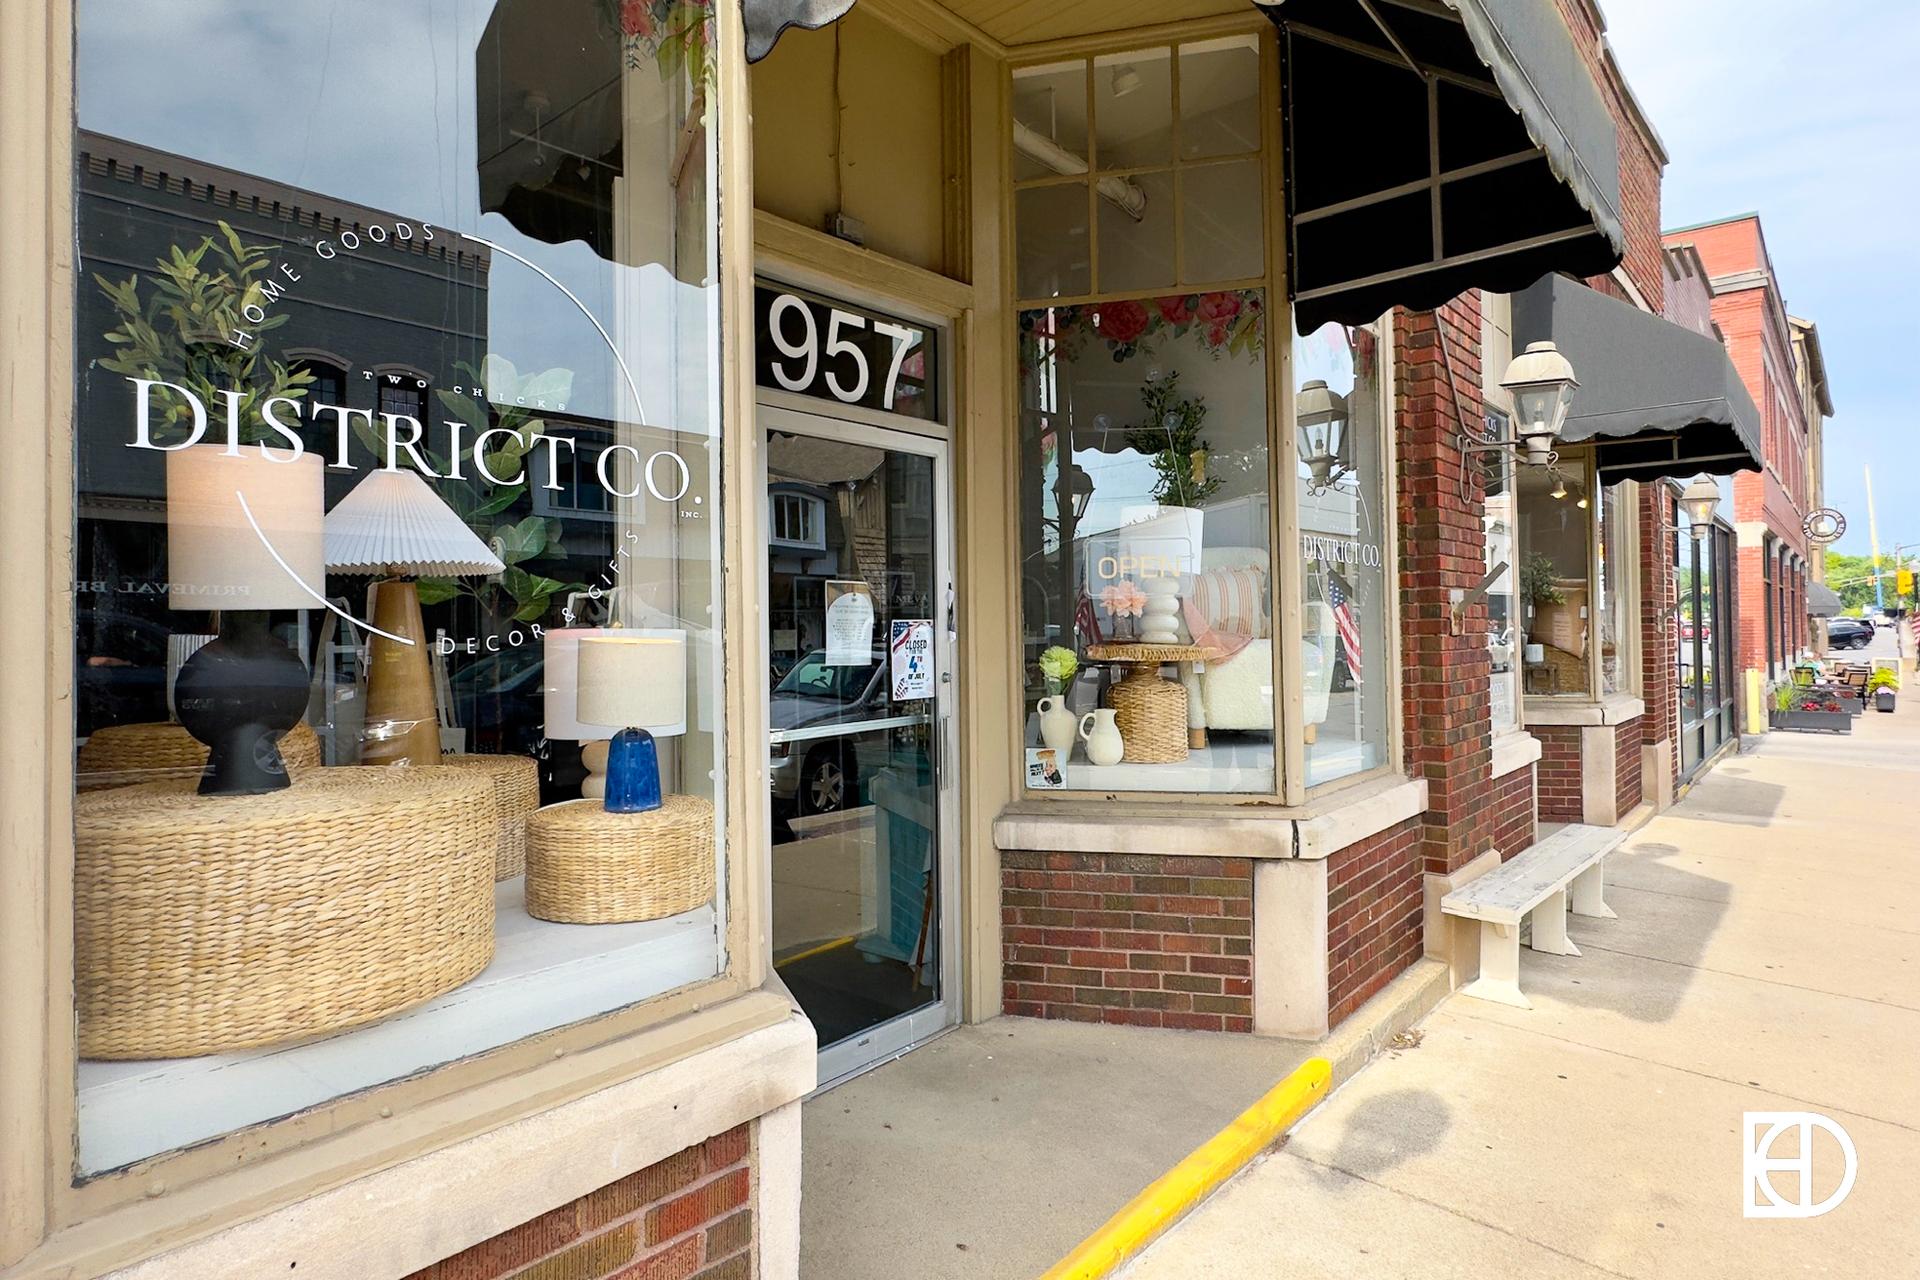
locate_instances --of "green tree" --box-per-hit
[1824,550,1883,614]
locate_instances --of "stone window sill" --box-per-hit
[1523,693,1645,727]
[1490,730,1542,778]
[993,773,1428,862]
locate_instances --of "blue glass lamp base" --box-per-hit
[603,726,664,813]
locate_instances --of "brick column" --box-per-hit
[1395,298,1494,876]
[1638,485,1679,795]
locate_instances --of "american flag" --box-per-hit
[1075,589,1103,646]
[1329,573,1363,684]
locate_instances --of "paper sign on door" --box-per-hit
[891,620,934,700]
[825,581,875,666]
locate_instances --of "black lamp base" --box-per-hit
[173,612,310,796]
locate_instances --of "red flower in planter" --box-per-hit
[1094,299,1151,346]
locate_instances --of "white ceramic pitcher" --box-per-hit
[1037,695,1077,757]
[1078,708,1124,766]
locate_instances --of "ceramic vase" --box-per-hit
[1078,708,1125,766]
[1139,576,1181,644]
[1038,695,1077,757]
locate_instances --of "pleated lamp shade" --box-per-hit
[166,444,325,611]
[323,470,505,576]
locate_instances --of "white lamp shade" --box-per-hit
[324,470,505,576]
[166,444,325,611]
[576,631,687,733]
[543,628,688,739]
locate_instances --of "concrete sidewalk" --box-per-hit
[1125,697,1920,1278]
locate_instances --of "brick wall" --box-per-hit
[1395,297,1496,878]
[403,1126,753,1280]
[1639,487,1678,775]
[1491,763,1536,859]
[1327,816,1424,1027]
[1615,717,1644,816]
[1534,725,1583,824]
[1001,852,1253,1032]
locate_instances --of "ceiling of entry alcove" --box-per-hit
[1014,40,1261,162]
[936,0,1246,47]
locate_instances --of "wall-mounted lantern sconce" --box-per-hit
[1680,474,1720,538]
[1296,379,1351,495]
[1500,341,1579,466]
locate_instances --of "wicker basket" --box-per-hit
[438,754,540,880]
[74,766,497,1059]
[526,795,716,924]
[1108,666,1189,763]
[77,720,321,791]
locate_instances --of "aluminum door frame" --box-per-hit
[758,401,960,1088]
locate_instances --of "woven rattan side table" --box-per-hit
[526,796,716,924]
[77,719,321,791]
[74,766,497,1059]
[439,754,540,880]
[1086,643,1217,764]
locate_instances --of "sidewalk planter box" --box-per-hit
[1874,690,1896,713]
[1771,707,1853,734]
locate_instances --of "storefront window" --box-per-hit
[1516,455,1596,698]
[72,0,725,1173]
[1294,323,1391,786]
[1482,410,1520,732]
[1597,483,1636,695]
[1013,38,1277,795]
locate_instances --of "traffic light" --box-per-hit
[1899,567,1915,597]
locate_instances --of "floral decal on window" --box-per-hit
[1018,288,1266,371]
[603,0,715,99]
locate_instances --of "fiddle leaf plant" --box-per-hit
[95,220,314,444]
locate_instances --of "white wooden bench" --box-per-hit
[1442,824,1627,1008]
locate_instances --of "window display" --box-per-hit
[1516,455,1597,698]
[1294,323,1391,786]
[1597,483,1636,695]
[1482,409,1521,731]
[72,0,725,1172]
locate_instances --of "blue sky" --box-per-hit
[1602,0,1920,560]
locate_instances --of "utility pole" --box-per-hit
[1866,464,1885,611]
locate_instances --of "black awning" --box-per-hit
[745,0,858,61]
[1271,0,1625,333]
[1513,274,1762,485]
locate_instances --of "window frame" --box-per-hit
[0,2,780,1266]
[1005,22,1403,808]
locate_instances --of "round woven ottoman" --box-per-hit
[438,754,540,879]
[526,795,716,924]
[74,766,497,1059]
[77,719,321,791]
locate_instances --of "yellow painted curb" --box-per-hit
[1038,1056,1334,1280]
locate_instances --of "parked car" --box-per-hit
[1826,618,1874,650]
[768,648,893,819]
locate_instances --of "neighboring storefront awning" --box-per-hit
[1270,0,1625,332]
[746,0,858,61]
[1512,274,1763,484]
[1807,582,1843,618]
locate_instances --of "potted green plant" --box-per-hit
[1866,667,1899,713]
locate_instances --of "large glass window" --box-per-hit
[1294,323,1391,786]
[1597,482,1637,696]
[1482,410,1520,731]
[1013,38,1279,795]
[1516,455,1597,698]
[72,0,724,1173]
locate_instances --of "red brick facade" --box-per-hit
[1534,725,1584,824]
[1614,717,1644,816]
[1001,852,1254,1032]
[1491,763,1536,859]
[403,1126,753,1280]
[1639,486,1679,788]
[1327,816,1425,1026]
[1395,298,1496,878]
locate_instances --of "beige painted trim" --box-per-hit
[1489,729,1542,779]
[858,0,1006,59]
[754,211,974,315]
[1008,12,1266,62]
[1293,776,1426,860]
[0,0,70,1265]
[91,1005,815,1280]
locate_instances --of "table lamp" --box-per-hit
[574,632,687,813]
[324,470,504,766]
[166,444,325,795]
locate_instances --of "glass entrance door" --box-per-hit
[763,407,954,1083]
